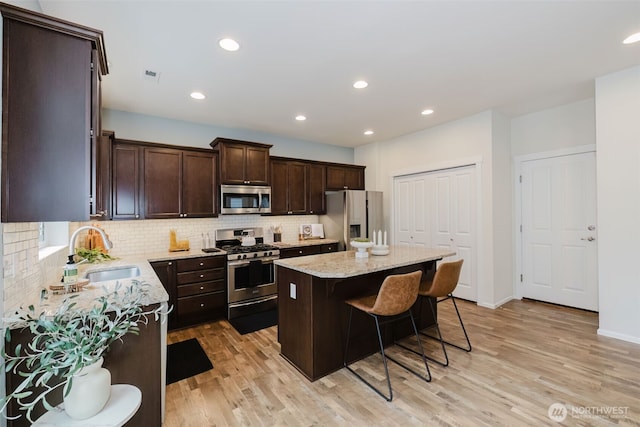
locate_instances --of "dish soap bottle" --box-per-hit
[63,255,78,285]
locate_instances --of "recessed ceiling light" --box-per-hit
[190,92,206,100]
[353,80,368,89]
[623,32,640,44]
[421,109,434,116]
[363,130,374,136]
[295,115,307,121]
[219,38,240,51]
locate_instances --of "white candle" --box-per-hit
[372,230,377,245]
[378,230,382,246]
[384,231,387,246]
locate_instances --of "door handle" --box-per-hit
[587,225,596,231]
[580,237,595,241]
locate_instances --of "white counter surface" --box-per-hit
[274,245,455,278]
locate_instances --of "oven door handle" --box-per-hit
[228,257,278,267]
[231,295,278,308]
[228,260,252,267]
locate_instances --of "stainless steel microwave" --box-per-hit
[220,185,271,214]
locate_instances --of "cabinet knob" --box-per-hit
[199,262,204,266]
[200,303,204,307]
[199,274,204,278]
[168,262,172,266]
[200,286,204,290]
[299,250,303,254]
[135,214,140,219]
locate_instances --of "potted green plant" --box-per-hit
[0,280,167,422]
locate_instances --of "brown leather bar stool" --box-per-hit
[407,259,472,367]
[343,270,431,402]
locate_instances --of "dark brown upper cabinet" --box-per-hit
[0,4,108,222]
[144,146,217,219]
[112,142,142,220]
[210,138,272,186]
[307,162,326,214]
[325,165,365,191]
[270,159,307,215]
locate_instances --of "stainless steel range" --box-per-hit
[215,227,279,319]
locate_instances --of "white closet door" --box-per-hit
[393,165,477,302]
[431,166,477,301]
[521,152,598,311]
[394,175,429,246]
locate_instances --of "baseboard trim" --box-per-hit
[477,296,513,310]
[597,328,640,345]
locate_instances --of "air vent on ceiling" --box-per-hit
[142,68,161,83]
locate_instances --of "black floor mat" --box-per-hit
[166,338,213,385]
[229,309,278,335]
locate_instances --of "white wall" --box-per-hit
[511,98,595,157]
[355,111,511,308]
[595,66,640,344]
[103,108,354,164]
[491,112,513,305]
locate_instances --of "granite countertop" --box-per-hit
[12,249,230,320]
[274,245,455,278]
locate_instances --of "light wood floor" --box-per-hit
[164,299,640,426]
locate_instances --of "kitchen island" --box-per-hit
[274,246,455,381]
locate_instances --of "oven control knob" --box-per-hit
[253,253,258,258]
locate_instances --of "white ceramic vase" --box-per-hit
[63,357,111,420]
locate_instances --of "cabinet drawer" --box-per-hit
[176,256,225,272]
[177,268,225,285]
[177,280,225,298]
[178,292,226,315]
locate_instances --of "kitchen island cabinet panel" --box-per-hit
[275,247,453,381]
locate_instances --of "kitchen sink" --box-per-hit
[84,265,141,282]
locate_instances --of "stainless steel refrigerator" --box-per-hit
[320,190,383,251]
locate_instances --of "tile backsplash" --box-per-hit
[3,215,319,315]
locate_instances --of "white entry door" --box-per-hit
[393,165,477,301]
[520,152,598,311]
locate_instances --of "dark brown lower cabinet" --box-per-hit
[152,255,227,330]
[279,243,337,259]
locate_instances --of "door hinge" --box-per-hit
[90,61,95,70]
[520,274,523,282]
[520,224,522,232]
[519,175,522,183]
[90,128,94,137]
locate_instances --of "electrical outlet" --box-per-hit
[289,282,296,299]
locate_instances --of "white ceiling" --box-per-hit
[37,0,640,148]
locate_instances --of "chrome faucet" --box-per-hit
[69,225,113,257]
